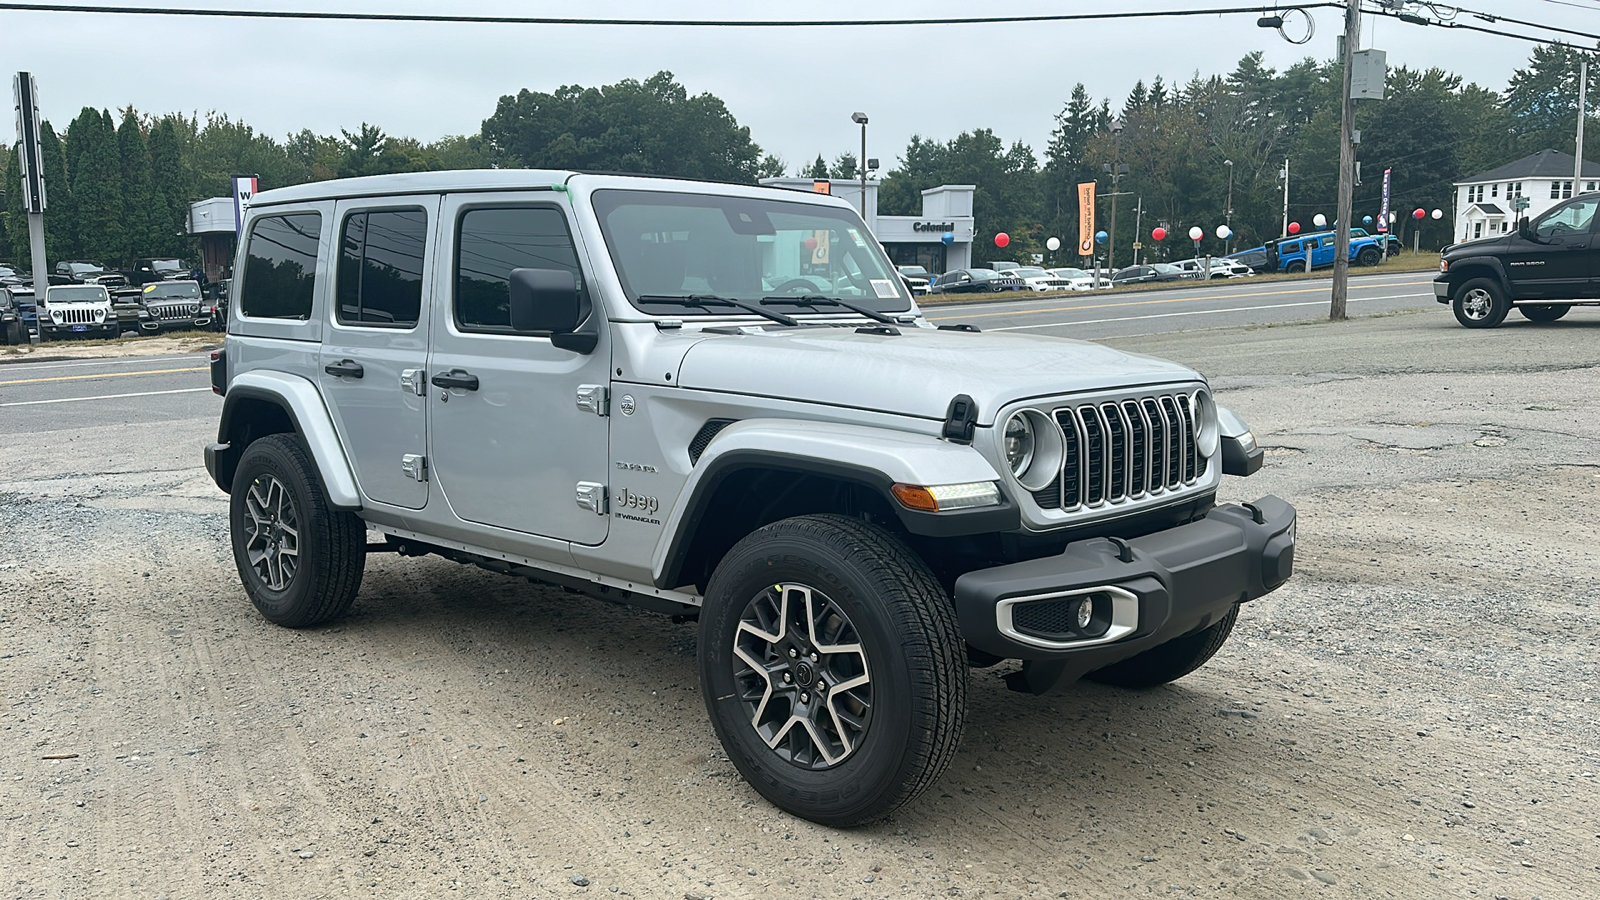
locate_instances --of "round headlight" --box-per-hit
[1003,413,1035,477]
[1192,391,1220,457]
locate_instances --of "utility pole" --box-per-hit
[1108,119,1124,271]
[1281,158,1290,238]
[1576,58,1588,187]
[1133,197,1144,265]
[1329,0,1360,322]
[1223,159,1235,255]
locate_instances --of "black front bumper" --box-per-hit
[953,495,1295,692]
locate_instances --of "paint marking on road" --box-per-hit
[926,278,1434,320]
[0,354,210,373]
[0,387,213,408]
[985,292,1430,331]
[0,366,207,386]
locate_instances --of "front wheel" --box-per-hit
[1357,247,1381,266]
[1452,277,1510,328]
[1289,260,1308,274]
[699,514,966,826]
[1087,604,1239,689]
[1518,304,1570,322]
[229,433,366,627]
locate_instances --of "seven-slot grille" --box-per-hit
[150,303,202,320]
[52,306,102,325]
[1030,392,1204,511]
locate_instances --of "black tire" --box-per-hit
[1357,246,1381,267]
[1290,260,1308,274]
[1452,277,1510,328]
[1518,304,1570,323]
[699,514,966,827]
[1087,603,1239,689]
[229,433,366,628]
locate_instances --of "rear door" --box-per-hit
[318,198,438,510]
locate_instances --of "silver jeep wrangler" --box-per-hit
[205,170,1295,826]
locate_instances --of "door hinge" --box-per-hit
[401,454,428,482]
[399,368,426,396]
[576,384,610,416]
[575,481,607,514]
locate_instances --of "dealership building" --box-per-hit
[759,178,976,274]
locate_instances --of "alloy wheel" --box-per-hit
[1460,287,1494,321]
[243,473,301,591]
[732,583,872,769]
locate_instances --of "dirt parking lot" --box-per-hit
[3,309,1598,899]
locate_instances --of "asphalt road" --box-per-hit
[921,270,1440,338]
[0,352,217,435]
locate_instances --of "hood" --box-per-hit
[675,326,1200,425]
[1443,234,1508,257]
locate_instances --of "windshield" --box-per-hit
[150,259,185,272]
[898,265,929,277]
[67,262,105,275]
[1050,268,1088,278]
[145,281,202,299]
[48,286,107,303]
[1012,267,1048,277]
[593,189,911,315]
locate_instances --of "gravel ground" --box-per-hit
[2,308,1598,898]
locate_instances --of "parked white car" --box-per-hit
[1046,267,1105,291]
[1174,257,1256,280]
[1008,266,1074,292]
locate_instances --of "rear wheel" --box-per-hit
[1518,304,1570,322]
[1452,277,1510,328]
[699,514,966,826]
[1087,604,1239,689]
[229,434,366,627]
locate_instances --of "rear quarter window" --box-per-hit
[240,212,323,320]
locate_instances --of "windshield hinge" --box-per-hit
[942,394,978,444]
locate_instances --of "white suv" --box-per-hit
[41,284,118,339]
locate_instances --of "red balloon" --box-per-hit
[804,236,818,251]
[1413,208,1426,219]
[994,232,1011,248]
[1151,227,1167,242]
[1288,222,1301,235]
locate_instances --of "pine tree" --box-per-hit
[148,118,187,257]
[66,109,124,264]
[38,121,72,263]
[117,108,157,262]
[804,154,829,179]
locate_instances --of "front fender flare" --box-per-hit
[652,419,1016,587]
[1444,256,1510,292]
[218,370,362,510]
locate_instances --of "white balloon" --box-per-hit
[1046,236,1062,251]
[1313,213,1328,227]
[1431,209,1443,220]
[1215,225,1232,240]
[1188,226,1204,241]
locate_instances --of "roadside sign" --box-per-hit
[1378,168,1392,232]
[231,174,258,237]
[1077,182,1096,255]
[13,72,46,213]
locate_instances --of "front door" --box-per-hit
[318,198,438,510]
[426,196,612,545]
[1505,196,1600,300]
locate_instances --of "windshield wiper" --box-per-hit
[760,294,897,324]
[635,293,798,327]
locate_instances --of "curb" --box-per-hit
[916,265,1436,308]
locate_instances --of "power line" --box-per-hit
[0,1,1343,27]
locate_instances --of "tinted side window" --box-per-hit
[337,208,427,328]
[455,206,583,333]
[240,213,322,320]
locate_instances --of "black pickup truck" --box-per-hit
[1435,193,1600,328]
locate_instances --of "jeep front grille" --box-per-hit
[1030,393,1204,511]
[151,303,201,319]
[54,307,101,324]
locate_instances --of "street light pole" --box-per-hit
[1223,159,1235,255]
[851,111,869,221]
[1109,118,1124,271]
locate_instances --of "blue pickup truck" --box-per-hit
[1273,230,1386,272]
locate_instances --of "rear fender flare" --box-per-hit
[218,370,361,510]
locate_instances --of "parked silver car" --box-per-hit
[205,170,1294,827]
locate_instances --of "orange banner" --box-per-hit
[1077,182,1097,256]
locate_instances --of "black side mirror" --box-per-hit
[508,267,596,353]
[1517,217,1533,240]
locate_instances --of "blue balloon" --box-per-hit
[1095,230,1108,244]
[940,231,954,246]
[1363,215,1373,225]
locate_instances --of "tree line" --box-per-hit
[2,47,1593,270]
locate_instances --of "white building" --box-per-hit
[1453,149,1600,243]
[759,177,976,274]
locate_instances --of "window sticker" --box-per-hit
[870,279,898,299]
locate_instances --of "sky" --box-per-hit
[4,0,1598,173]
